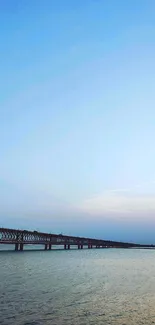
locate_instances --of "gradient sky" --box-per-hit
[1,0,155,243]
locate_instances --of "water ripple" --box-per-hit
[0,249,155,324]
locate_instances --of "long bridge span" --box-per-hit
[0,227,154,251]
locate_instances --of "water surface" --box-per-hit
[0,248,155,325]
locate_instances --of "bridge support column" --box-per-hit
[20,243,23,251]
[15,243,19,251]
[49,244,52,250]
[91,245,93,249]
[81,245,83,249]
[45,244,48,250]
[64,244,67,250]
[78,244,80,249]
[68,244,70,250]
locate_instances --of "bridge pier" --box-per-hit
[68,244,70,250]
[81,245,83,249]
[20,243,23,251]
[78,244,80,249]
[44,244,48,250]
[15,243,19,251]
[49,244,52,250]
[64,244,67,250]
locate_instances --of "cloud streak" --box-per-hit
[80,183,155,217]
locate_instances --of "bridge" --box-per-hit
[0,227,154,251]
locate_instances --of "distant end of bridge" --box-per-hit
[0,227,154,251]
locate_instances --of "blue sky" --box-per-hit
[1,0,155,243]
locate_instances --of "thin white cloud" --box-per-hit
[80,188,155,217]
[109,188,132,193]
[110,180,155,193]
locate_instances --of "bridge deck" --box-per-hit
[0,227,153,251]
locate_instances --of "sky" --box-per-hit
[0,0,155,243]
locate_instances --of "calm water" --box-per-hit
[0,248,155,325]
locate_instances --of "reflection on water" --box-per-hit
[0,248,155,325]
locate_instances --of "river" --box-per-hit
[0,248,155,325]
